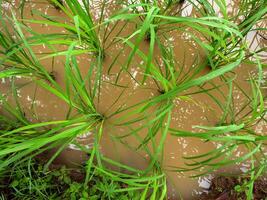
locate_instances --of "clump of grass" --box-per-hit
[119,0,186,40]
[109,3,244,81]
[0,157,166,200]
[25,0,127,60]
[169,56,267,198]
[0,14,54,82]
[0,0,266,199]
[188,0,267,69]
[0,104,166,199]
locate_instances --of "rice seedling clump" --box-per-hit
[0,0,266,199]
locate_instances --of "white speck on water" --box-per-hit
[26,96,32,101]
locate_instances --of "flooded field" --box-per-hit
[0,0,266,199]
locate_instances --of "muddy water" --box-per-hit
[1,1,267,199]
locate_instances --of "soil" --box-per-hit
[199,176,267,200]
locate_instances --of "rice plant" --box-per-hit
[118,0,185,40]
[0,41,104,170]
[0,11,54,82]
[0,0,266,199]
[23,0,130,60]
[0,112,144,198]
[187,0,267,69]
[169,57,267,199]
[109,2,244,79]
